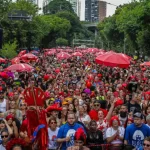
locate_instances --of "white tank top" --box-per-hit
[0,99,6,113]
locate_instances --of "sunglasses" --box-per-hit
[94,104,100,107]
[143,143,150,147]
[20,104,26,107]
[50,122,56,124]
[1,135,8,138]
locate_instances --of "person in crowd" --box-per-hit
[127,93,142,113]
[146,114,150,128]
[87,120,104,150]
[4,100,22,123]
[48,117,59,150]
[77,105,91,127]
[124,112,150,149]
[0,130,11,150]
[57,113,84,150]
[0,90,9,113]
[106,116,125,148]
[143,137,150,150]
[60,106,68,125]
[46,104,62,126]
[6,114,19,138]
[89,100,108,121]
[67,128,90,150]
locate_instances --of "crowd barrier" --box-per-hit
[87,144,135,150]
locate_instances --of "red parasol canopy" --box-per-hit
[140,62,150,66]
[44,50,56,56]
[11,57,20,64]
[20,53,38,61]
[95,51,105,56]
[88,48,99,53]
[5,63,34,72]
[72,52,83,57]
[0,58,6,63]
[119,53,132,60]
[57,52,71,60]
[95,52,130,68]
[18,50,26,57]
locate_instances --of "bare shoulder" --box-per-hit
[83,146,90,150]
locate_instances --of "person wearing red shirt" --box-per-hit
[89,100,108,121]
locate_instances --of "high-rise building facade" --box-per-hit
[98,1,106,21]
[67,0,78,15]
[85,0,106,22]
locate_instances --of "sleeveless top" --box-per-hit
[0,99,6,113]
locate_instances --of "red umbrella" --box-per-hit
[18,50,26,57]
[72,52,82,57]
[119,53,132,60]
[95,51,105,56]
[95,52,130,68]
[11,57,20,64]
[44,50,56,56]
[140,62,150,66]
[0,58,6,63]
[88,48,99,53]
[5,63,34,72]
[57,52,71,60]
[20,53,38,61]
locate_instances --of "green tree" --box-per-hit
[56,38,68,46]
[0,40,18,59]
[43,0,74,15]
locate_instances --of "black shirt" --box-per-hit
[127,102,141,113]
[87,130,104,150]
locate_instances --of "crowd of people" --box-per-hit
[0,48,150,150]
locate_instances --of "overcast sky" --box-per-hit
[39,0,132,20]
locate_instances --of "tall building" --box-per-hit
[67,0,78,15]
[98,1,106,21]
[85,0,106,22]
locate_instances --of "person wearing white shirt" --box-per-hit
[48,117,59,150]
[77,105,91,127]
[106,116,125,148]
[146,114,150,128]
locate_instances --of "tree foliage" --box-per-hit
[0,40,18,59]
[43,0,74,15]
[56,38,68,46]
[97,0,150,55]
[0,0,94,54]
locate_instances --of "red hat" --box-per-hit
[98,74,102,77]
[74,128,86,143]
[55,68,60,74]
[46,103,62,112]
[115,99,123,107]
[43,75,49,81]
[6,114,14,121]
[6,138,27,150]
[110,116,120,127]
[8,92,14,97]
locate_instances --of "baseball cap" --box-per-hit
[133,112,143,119]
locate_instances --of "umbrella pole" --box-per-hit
[31,86,39,120]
